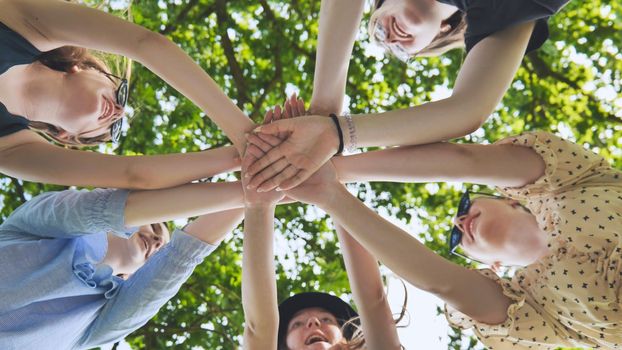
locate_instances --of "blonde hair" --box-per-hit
[368,0,467,58]
[340,280,409,350]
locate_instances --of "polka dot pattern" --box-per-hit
[445,132,622,349]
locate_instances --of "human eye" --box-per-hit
[321,317,336,324]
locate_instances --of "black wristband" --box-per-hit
[329,113,344,155]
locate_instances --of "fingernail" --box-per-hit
[244,173,250,178]
[257,188,265,193]
[276,187,282,191]
[255,126,262,132]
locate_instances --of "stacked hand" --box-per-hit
[242,94,343,207]
[244,100,340,192]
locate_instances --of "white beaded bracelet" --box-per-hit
[343,114,357,153]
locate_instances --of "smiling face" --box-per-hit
[54,67,125,140]
[454,197,546,266]
[285,307,345,350]
[370,0,447,56]
[106,223,171,277]
[60,67,125,137]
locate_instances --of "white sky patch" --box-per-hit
[429,85,452,101]
[556,122,577,141]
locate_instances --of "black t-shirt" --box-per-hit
[437,0,570,53]
[0,22,42,137]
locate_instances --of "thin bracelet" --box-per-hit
[329,113,344,155]
[343,114,357,153]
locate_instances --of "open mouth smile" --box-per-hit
[305,333,329,345]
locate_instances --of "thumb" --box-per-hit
[253,119,294,135]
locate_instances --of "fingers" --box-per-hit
[256,132,283,147]
[253,119,293,136]
[284,97,293,119]
[277,170,312,191]
[245,143,266,159]
[256,164,299,192]
[246,133,273,153]
[296,97,305,117]
[253,158,298,192]
[262,108,274,125]
[272,105,283,122]
[246,145,287,178]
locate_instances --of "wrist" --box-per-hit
[329,114,344,155]
[338,114,357,153]
[317,183,348,212]
[245,202,277,211]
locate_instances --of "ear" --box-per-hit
[490,261,502,272]
[439,21,452,33]
[67,65,80,73]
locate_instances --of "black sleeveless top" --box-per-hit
[0,22,42,137]
[437,0,570,53]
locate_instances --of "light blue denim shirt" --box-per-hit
[0,189,218,350]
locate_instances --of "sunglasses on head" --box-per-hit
[99,71,128,143]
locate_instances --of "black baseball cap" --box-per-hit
[277,292,359,348]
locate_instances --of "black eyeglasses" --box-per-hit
[100,71,128,143]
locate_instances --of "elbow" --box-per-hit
[245,315,279,337]
[132,29,171,60]
[447,95,494,136]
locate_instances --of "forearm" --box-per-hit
[323,186,511,324]
[332,142,544,188]
[125,181,243,227]
[309,0,365,114]
[0,133,240,189]
[351,97,481,148]
[135,35,254,150]
[242,205,279,347]
[336,225,401,350]
[183,208,244,245]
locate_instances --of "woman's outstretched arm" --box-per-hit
[308,0,366,115]
[0,130,239,189]
[332,141,545,188]
[240,153,284,350]
[336,224,402,350]
[2,0,254,149]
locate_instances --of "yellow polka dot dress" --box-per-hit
[445,131,622,349]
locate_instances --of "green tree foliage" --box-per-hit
[1,0,620,349]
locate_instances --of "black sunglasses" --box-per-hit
[447,190,508,262]
[100,71,128,143]
[376,0,385,9]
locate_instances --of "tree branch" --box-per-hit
[214,0,250,109]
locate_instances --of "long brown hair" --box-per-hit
[369,0,467,58]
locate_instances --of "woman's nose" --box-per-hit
[306,317,321,328]
[453,215,466,231]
